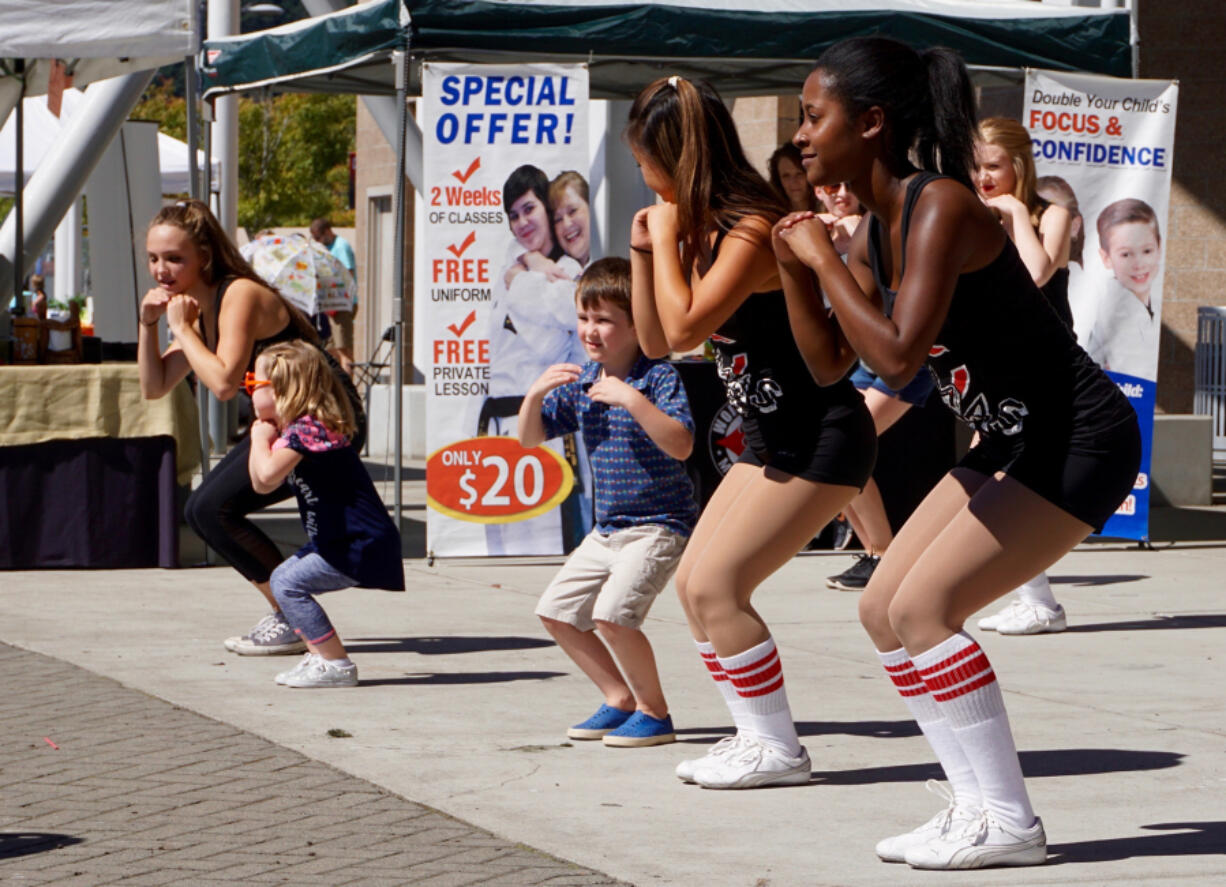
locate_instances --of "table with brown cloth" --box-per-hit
[0,364,201,568]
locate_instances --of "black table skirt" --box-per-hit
[0,436,180,569]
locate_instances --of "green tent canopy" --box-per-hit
[201,0,1133,101]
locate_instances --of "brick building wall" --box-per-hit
[1137,0,1226,413]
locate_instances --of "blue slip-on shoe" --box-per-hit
[567,704,635,740]
[602,711,676,748]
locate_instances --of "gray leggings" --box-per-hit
[270,552,355,644]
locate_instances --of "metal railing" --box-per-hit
[1194,306,1226,455]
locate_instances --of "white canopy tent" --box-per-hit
[0,88,219,196]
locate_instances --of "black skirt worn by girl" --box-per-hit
[707,230,876,489]
[866,172,1140,531]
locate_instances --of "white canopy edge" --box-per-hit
[0,0,196,60]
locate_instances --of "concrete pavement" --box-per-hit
[1,537,1224,885]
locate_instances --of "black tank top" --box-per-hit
[1039,266,1074,330]
[707,229,862,455]
[213,277,299,372]
[867,172,1132,453]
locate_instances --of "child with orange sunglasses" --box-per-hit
[246,341,404,688]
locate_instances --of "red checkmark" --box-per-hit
[451,157,480,183]
[447,310,477,338]
[446,231,477,258]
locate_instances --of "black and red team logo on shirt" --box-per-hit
[708,403,746,475]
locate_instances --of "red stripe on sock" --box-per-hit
[921,653,991,692]
[917,642,981,677]
[700,651,718,660]
[723,649,778,676]
[889,672,925,691]
[728,656,782,690]
[883,661,914,674]
[898,685,929,697]
[703,659,723,674]
[932,669,996,702]
[738,675,784,698]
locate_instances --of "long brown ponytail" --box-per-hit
[626,77,786,274]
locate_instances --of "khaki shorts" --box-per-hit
[328,309,355,352]
[535,525,687,631]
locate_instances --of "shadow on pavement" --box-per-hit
[675,720,921,745]
[1049,821,1226,863]
[1065,614,1226,632]
[1050,574,1148,586]
[359,670,566,686]
[0,833,83,860]
[346,636,555,654]
[810,748,1183,785]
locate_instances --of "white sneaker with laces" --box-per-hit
[876,780,981,863]
[905,810,1046,870]
[283,657,358,688]
[996,603,1067,635]
[692,737,810,789]
[275,652,320,686]
[675,734,750,783]
[231,611,307,656]
[224,612,279,652]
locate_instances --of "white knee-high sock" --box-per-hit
[877,647,982,809]
[696,640,750,735]
[912,632,1035,830]
[717,637,801,757]
[1014,572,1058,609]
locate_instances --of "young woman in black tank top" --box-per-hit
[139,199,364,657]
[627,77,875,790]
[774,38,1138,869]
[974,117,1076,636]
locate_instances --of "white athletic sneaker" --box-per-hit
[978,599,1067,634]
[675,734,751,783]
[224,612,279,652]
[692,737,810,789]
[996,603,1067,635]
[275,652,320,686]
[283,657,359,688]
[905,810,1046,870]
[875,780,981,863]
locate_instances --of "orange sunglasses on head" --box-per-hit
[819,183,849,195]
[242,372,273,396]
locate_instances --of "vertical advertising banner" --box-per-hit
[421,63,593,557]
[1024,70,1178,540]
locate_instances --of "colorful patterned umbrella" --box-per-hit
[240,232,353,315]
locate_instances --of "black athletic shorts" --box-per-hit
[737,403,877,490]
[958,416,1141,532]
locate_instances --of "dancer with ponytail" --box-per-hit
[628,76,875,789]
[775,38,1138,867]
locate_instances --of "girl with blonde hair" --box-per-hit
[974,118,1077,635]
[138,198,365,656]
[247,341,403,688]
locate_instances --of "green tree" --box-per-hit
[133,74,355,232]
[238,92,355,232]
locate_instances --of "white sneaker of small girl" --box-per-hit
[282,658,358,688]
[674,734,751,783]
[692,739,810,789]
[275,653,320,685]
[875,781,981,863]
[905,812,1046,869]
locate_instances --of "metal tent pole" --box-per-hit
[391,50,408,534]
[185,54,211,482]
[13,60,23,314]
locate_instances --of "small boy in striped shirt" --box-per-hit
[518,256,698,748]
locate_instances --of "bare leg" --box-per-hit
[540,616,634,710]
[680,465,859,656]
[307,633,349,662]
[842,389,915,554]
[673,463,757,643]
[596,621,667,718]
[254,580,280,611]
